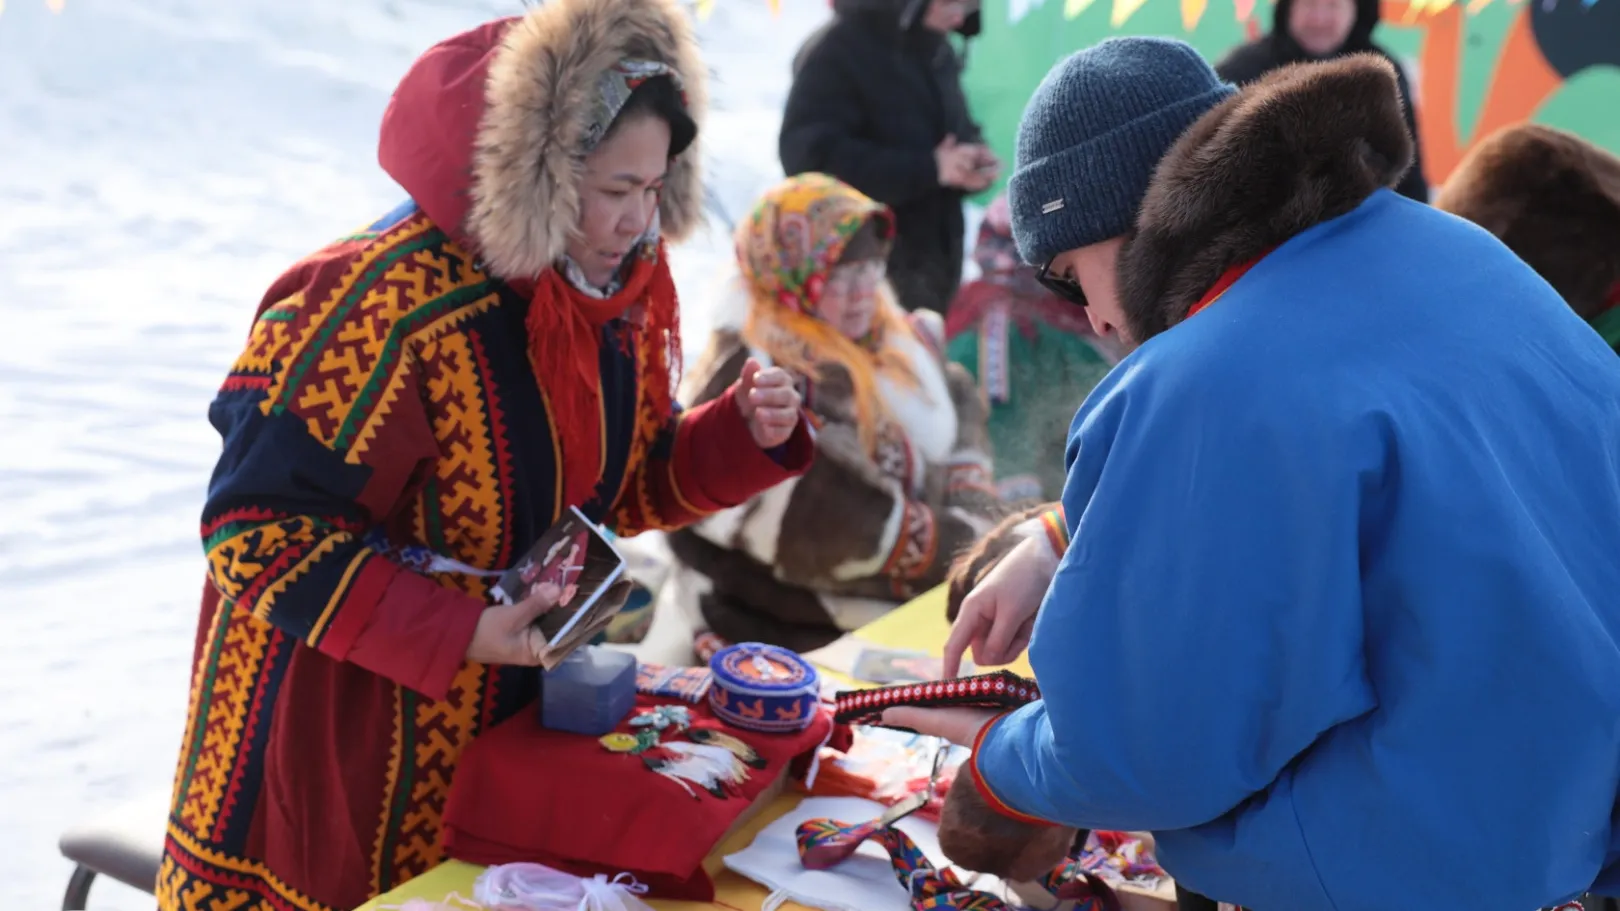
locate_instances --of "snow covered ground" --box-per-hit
[0,0,829,905]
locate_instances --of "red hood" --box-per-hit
[372,0,707,280]
[378,18,517,253]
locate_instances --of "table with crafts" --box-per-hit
[355,587,1178,911]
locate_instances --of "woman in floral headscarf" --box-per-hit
[636,173,1008,663]
[944,192,1120,503]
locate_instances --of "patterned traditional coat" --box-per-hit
[944,194,1119,503]
[157,3,811,910]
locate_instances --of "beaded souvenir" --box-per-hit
[599,722,749,800]
[708,642,822,734]
[832,670,1041,727]
[635,662,714,703]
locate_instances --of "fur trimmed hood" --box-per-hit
[1117,53,1413,342]
[1434,124,1620,321]
[378,0,708,280]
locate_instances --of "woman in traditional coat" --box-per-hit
[944,192,1119,503]
[157,2,813,909]
[635,173,1006,665]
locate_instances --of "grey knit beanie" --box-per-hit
[1008,37,1237,266]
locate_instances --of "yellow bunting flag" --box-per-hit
[1181,0,1208,29]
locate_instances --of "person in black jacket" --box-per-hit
[1214,0,1430,202]
[780,0,998,314]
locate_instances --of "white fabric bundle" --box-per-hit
[471,862,657,911]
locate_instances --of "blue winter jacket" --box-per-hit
[970,190,1620,911]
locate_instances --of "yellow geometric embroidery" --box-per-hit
[161,822,330,911]
[178,612,272,837]
[206,517,325,610]
[392,662,485,878]
[258,218,438,437]
[417,331,504,574]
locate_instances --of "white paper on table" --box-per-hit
[722,796,1010,911]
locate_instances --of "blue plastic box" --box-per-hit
[539,646,637,736]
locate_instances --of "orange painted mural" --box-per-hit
[961,0,1620,190]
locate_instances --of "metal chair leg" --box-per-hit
[60,864,97,911]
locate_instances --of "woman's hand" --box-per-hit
[736,357,803,449]
[466,581,562,666]
[942,533,1060,677]
[934,134,981,190]
[880,705,1000,747]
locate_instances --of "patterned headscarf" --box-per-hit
[581,59,686,151]
[735,174,920,454]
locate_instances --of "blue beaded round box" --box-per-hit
[708,643,821,734]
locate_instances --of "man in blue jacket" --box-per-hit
[885,37,1620,911]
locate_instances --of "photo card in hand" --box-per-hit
[490,505,628,670]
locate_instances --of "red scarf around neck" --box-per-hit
[523,244,681,513]
[1185,248,1276,321]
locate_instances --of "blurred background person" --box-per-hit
[944,192,1120,504]
[1214,0,1430,201]
[1435,122,1620,354]
[639,174,1006,665]
[780,0,999,315]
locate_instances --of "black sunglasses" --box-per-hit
[1036,260,1088,308]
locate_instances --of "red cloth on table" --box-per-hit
[442,695,836,901]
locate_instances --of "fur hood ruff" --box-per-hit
[378,0,708,279]
[1118,54,1413,342]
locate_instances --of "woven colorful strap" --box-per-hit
[1038,507,1068,555]
[832,671,1041,727]
[795,818,1015,911]
[795,816,1121,911]
[796,817,888,870]
[1038,856,1123,911]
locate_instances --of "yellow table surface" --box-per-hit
[357,585,1033,911]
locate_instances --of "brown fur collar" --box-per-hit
[1117,54,1413,342]
[1434,124,1620,321]
[470,0,708,279]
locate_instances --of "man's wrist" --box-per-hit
[1010,506,1068,559]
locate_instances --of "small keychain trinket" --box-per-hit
[630,704,692,731]
[601,716,752,799]
[599,729,661,754]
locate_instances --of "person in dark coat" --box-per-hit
[780,0,997,315]
[1214,0,1430,202]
